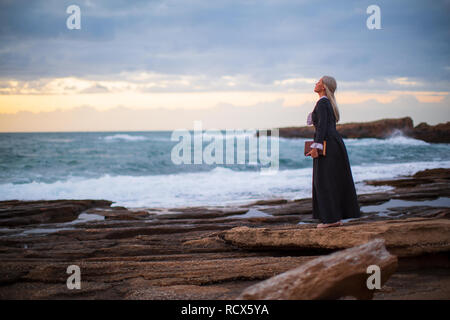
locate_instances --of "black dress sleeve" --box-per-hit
[313,99,328,144]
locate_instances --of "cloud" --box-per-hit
[0,94,448,132]
[0,0,449,89]
[387,77,423,87]
[1,72,449,96]
[79,83,110,94]
[0,0,448,130]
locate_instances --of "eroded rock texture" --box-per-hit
[0,168,449,299]
[238,239,398,300]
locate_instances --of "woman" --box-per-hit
[305,76,361,228]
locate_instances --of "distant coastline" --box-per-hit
[257,117,450,143]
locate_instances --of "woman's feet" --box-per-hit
[316,220,343,228]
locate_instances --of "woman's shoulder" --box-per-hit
[318,97,330,105]
[314,97,330,111]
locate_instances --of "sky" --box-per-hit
[0,0,449,132]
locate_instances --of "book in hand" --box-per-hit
[304,140,327,156]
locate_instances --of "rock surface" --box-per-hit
[0,168,449,299]
[219,217,450,257]
[259,117,449,143]
[333,117,414,139]
[238,239,398,300]
[0,199,112,227]
[412,121,450,143]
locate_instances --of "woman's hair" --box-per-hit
[322,75,340,123]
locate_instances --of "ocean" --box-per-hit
[0,131,449,208]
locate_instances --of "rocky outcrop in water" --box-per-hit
[411,121,450,143]
[260,117,449,143]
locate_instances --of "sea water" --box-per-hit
[0,131,449,208]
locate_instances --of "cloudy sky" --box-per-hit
[0,0,449,132]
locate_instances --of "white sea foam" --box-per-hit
[101,134,148,141]
[344,134,429,147]
[1,160,449,208]
[269,132,434,148]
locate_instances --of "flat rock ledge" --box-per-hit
[0,168,449,299]
[238,239,398,300]
[219,217,450,258]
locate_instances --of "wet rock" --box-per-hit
[412,121,450,143]
[0,200,112,227]
[364,168,450,189]
[241,199,289,207]
[86,208,153,220]
[413,168,450,179]
[259,201,312,216]
[158,208,249,220]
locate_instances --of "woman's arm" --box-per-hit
[312,100,328,149]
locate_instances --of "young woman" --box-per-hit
[305,76,361,228]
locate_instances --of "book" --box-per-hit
[304,140,327,156]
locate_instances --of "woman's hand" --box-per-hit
[306,148,319,159]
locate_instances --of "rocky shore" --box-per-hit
[257,117,450,143]
[0,168,449,299]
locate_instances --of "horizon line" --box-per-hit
[1,115,446,134]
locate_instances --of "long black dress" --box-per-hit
[311,97,361,223]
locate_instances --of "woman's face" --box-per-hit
[314,78,324,93]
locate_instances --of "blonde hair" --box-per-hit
[322,75,340,123]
